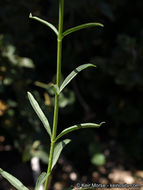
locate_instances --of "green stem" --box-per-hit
[44,0,64,190]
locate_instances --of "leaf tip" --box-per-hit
[27,91,31,96]
[66,139,71,143]
[29,13,33,18]
[100,23,104,27]
[92,64,96,68]
[88,63,96,68]
[99,121,106,126]
[27,92,33,101]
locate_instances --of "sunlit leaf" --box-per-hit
[60,64,96,93]
[51,139,71,169]
[29,13,58,36]
[63,23,103,38]
[27,92,51,137]
[0,168,29,190]
[55,122,105,141]
[35,172,47,190]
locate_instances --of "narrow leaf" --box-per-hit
[60,64,96,93]
[27,92,51,137]
[63,22,104,38]
[51,139,71,169]
[55,122,105,141]
[29,13,58,36]
[35,172,47,190]
[0,168,29,190]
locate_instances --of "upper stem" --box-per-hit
[52,0,64,142]
[58,0,64,39]
[44,0,64,190]
[57,0,64,87]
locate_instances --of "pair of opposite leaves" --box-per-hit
[0,13,104,190]
[0,61,104,190]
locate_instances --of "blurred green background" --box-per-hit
[0,0,143,188]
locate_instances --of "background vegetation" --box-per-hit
[0,0,143,188]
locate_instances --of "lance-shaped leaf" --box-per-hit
[29,13,58,36]
[63,22,104,38]
[0,168,29,190]
[35,172,48,190]
[27,92,51,137]
[51,139,71,169]
[55,122,105,141]
[60,64,96,93]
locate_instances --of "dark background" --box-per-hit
[0,0,143,189]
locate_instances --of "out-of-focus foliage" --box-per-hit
[0,34,52,163]
[0,0,143,172]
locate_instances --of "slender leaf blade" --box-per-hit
[29,13,58,36]
[51,139,71,169]
[0,168,29,190]
[27,92,51,137]
[63,22,104,38]
[60,64,96,93]
[55,122,105,141]
[35,172,47,190]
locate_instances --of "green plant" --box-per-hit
[0,0,104,189]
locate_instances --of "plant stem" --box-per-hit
[44,0,64,190]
